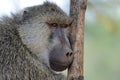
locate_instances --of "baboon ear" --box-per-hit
[22,10,30,21]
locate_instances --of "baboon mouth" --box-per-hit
[50,62,69,71]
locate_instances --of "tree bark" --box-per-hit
[68,0,87,80]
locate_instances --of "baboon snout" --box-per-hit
[49,45,73,71]
[48,26,74,71]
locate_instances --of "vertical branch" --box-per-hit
[68,0,87,80]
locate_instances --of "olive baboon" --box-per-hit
[0,2,73,80]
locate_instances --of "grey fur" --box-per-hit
[0,2,72,80]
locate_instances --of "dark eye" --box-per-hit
[61,24,68,28]
[47,23,58,27]
[51,23,58,27]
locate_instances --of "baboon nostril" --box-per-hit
[66,52,73,57]
[66,52,69,56]
[70,52,72,56]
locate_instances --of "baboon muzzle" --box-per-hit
[49,26,73,71]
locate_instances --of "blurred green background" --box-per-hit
[85,0,120,80]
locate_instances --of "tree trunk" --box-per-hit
[68,0,87,80]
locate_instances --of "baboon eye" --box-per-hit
[61,24,68,28]
[46,23,58,27]
[51,23,58,27]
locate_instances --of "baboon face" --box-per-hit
[19,2,74,72]
[48,23,73,71]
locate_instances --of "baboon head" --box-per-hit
[18,2,73,72]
